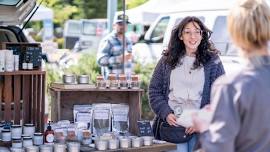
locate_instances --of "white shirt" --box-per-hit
[168,56,205,112]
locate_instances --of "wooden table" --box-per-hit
[0,70,46,131]
[80,143,177,152]
[49,87,144,135]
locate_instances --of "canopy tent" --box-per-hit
[118,0,236,25]
[26,5,54,41]
[30,5,53,21]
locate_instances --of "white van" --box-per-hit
[133,9,244,74]
[63,19,107,51]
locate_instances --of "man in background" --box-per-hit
[97,14,133,78]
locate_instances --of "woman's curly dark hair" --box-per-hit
[164,16,219,69]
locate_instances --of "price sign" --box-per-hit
[137,120,153,136]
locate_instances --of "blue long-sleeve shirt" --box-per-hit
[200,55,270,152]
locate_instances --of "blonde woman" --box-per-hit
[193,0,270,151]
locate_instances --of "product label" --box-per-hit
[46,134,54,143]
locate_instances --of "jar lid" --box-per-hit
[24,123,34,127]
[12,137,22,141]
[40,145,53,150]
[23,136,32,140]
[54,143,67,148]
[97,75,104,80]
[63,74,75,77]
[79,75,89,78]
[21,134,29,138]
[11,124,21,128]
[34,132,43,136]
[2,129,10,132]
[26,146,39,150]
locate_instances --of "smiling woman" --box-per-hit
[149,16,225,152]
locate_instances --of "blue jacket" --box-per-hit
[149,55,225,120]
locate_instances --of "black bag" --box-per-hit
[153,117,193,143]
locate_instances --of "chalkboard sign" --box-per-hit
[137,120,153,136]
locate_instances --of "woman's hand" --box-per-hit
[185,127,196,134]
[166,113,178,126]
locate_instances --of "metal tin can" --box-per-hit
[54,143,67,152]
[12,138,22,148]
[23,124,35,137]
[2,129,11,142]
[11,125,22,138]
[39,145,53,152]
[67,142,81,152]
[33,132,43,146]
[23,136,33,148]
[108,139,119,150]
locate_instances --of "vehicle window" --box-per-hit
[211,16,237,55]
[96,22,107,36]
[0,0,20,5]
[0,29,18,42]
[150,17,170,41]
[82,21,96,35]
[67,22,81,35]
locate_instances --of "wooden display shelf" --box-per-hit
[0,71,46,132]
[49,87,144,135]
[0,70,45,75]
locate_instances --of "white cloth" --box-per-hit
[168,56,204,113]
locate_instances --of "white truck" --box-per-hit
[133,9,244,74]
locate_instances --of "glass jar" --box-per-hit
[23,136,33,148]
[12,138,22,148]
[11,125,22,138]
[23,124,35,137]
[131,75,140,89]
[2,129,11,142]
[108,73,118,89]
[33,132,43,146]
[96,75,106,89]
[119,74,127,89]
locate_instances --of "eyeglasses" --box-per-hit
[182,29,202,37]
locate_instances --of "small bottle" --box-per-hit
[44,121,54,143]
[22,55,28,70]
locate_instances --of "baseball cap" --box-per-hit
[114,14,130,24]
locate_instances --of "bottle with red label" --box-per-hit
[44,121,54,143]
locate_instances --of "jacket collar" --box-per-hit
[248,55,270,68]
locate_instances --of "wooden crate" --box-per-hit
[0,70,46,131]
[50,87,143,135]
